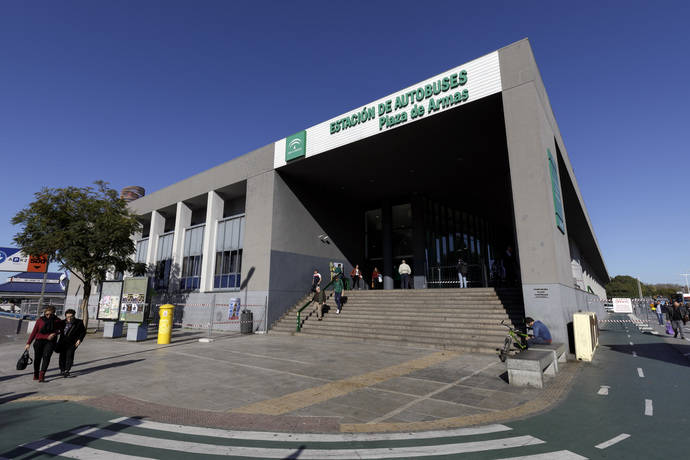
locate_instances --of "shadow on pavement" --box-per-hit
[69,358,145,378]
[0,371,34,383]
[0,391,37,405]
[605,342,690,367]
[0,417,145,460]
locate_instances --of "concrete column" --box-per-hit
[171,201,192,283]
[145,211,165,267]
[200,191,224,292]
[382,202,393,290]
[411,196,426,289]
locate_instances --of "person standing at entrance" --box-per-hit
[333,274,344,314]
[399,259,412,289]
[57,309,86,377]
[457,256,468,288]
[351,265,363,290]
[25,306,63,382]
[504,246,517,285]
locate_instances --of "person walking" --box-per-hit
[670,301,687,339]
[371,267,381,289]
[312,286,326,321]
[25,306,63,382]
[333,273,344,314]
[57,309,86,377]
[457,256,468,288]
[311,269,322,293]
[398,259,412,289]
[351,265,363,290]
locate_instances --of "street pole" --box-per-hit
[636,277,643,299]
[37,271,48,314]
[680,273,690,294]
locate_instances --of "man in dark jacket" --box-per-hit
[58,309,86,377]
[669,301,687,340]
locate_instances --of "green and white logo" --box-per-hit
[285,130,307,162]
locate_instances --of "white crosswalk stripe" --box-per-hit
[19,438,153,459]
[9,418,591,459]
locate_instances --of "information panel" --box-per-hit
[119,277,150,323]
[97,280,123,320]
[612,297,633,313]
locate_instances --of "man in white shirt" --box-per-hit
[398,260,412,289]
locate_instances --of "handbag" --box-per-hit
[16,350,33,371]
[666,321,674,335]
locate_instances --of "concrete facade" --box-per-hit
[65,39,608,342]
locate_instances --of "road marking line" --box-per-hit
[229,351,460,415]
[496,450,588,459]
[637,368,644,378]
[645,399,653,416]
[108,417,512,442]
[595,433,630,449]
[632,351,637,357]
[72,428,545,458]
[369,361,499,423]
[20,438,153,459]
[597,386,609,395]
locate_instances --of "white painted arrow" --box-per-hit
[597,385,610,395]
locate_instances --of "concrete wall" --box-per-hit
[500,39,609,345]
[266,173,351,326]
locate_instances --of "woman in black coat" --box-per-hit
[58,309,86,378]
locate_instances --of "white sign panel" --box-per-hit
[274,51,502,168]
[612,298,633,313]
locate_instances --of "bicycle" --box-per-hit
[497,320,529,362]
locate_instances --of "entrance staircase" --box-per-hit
[270,288,525,354]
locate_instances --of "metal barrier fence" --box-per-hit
[153,297,268,339]
[425,264,488,288]
[19,298,66,318]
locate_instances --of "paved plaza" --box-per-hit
[0,328,578,433]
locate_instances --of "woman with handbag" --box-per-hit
[24,306,63,382]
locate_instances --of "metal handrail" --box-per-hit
[297,277,337,332]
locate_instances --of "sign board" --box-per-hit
[274,51,502,168]
[97,280,123,320]
[612,297,633,313]
[533,287,550,299]
[119,277,150,323]
[0,247,48,273]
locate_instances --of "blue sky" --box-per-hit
[1,1,688,286]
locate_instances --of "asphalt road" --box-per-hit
[1,314,687,459]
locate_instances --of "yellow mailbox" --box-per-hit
[157,304,175,344]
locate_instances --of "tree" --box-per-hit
[12,181,142,328]
[606,275,684,299]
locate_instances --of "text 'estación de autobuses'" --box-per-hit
[330,69,470,134]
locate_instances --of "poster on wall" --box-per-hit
[612,297,633,313]
[97,280,123,320]
[119,277,150,323]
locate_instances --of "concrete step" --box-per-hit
[275,315,516,328]
[273,321,509,338]
[295,329,504,354]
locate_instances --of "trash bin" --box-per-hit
[240,309,253,334]
[157,304,174,344]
